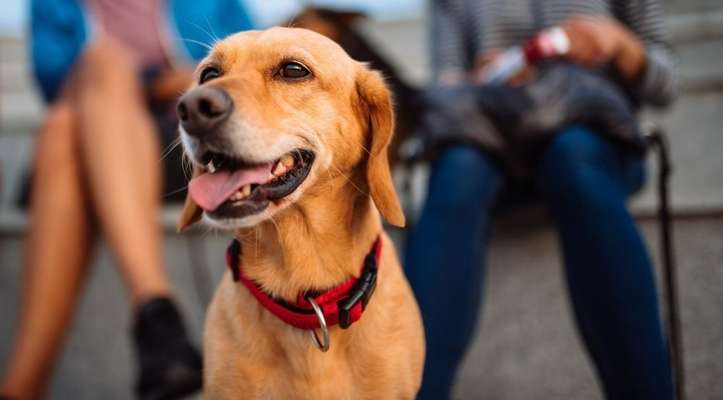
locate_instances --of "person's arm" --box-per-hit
[612,0,677,108]
[430,0,466,85]
[561,0,676,108]
[149,67,195,102]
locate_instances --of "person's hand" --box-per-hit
[561,15,646,80]
[149,67,195,102]
[472,50,536,86]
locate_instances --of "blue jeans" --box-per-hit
[405,126,673,399]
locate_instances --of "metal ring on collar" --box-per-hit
[307,297,330,352]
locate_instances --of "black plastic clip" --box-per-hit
[338,251,378,329]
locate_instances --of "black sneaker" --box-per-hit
[132,297,203,400]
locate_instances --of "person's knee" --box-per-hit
[75,38,140,95]
[542,127,611,172]
[41,103,74,132]
[35,104,77,165]
[427,145,500,211]
[539,127,614,197]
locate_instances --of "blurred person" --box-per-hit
[405,0,676,399]
[0,0,253,399]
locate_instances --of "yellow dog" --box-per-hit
[176,27,424,399]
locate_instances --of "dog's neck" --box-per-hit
[233,174,381,302]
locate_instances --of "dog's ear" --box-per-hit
[177,166,203,232]
[355,68,405,227]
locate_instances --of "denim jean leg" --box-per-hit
[405,145,503,400]
[538,126,674,400]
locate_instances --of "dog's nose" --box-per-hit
[177,86,233,137]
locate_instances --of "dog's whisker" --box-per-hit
[268,215,282,239]
[330,163,367,197]
[191,20,220,46]
[284,16,298,29]
[201,224,212,237]
[325,169,336,193]
[180,151,194,180]
[339,129,372,157]
[180,38,214,52]
[159,137,182,163]
[202,224,221,241]
[358,143,372,157]
[204,16,221,43]
[162,185,188,199]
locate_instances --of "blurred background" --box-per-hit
[1,0,722,399]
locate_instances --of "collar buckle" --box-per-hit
[337,250,378,329]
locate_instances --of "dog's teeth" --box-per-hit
[272,162,288,177]
[206,161,217,174]
[229,185,252,202]
[272,155,295,177]
[281,154,295,168]
[241,184,252,197]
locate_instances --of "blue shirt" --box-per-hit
[30,0,255,102]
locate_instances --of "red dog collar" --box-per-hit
[226,236,382,331]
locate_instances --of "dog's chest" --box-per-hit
[261,379,354,400]
[255,355,358,400]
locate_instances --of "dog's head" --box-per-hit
[177,27,404,231]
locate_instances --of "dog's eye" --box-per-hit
[278,61,310,80]
[199,66,221,84]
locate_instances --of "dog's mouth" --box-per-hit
[188,149,315,220]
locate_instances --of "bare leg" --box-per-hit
[71,43,202,399]
[69,39,171,305]
[2,37,200,398]
[1,103,95,399]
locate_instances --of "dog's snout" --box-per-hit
[178,86,233,137]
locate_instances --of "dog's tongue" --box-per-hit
[189,163,273,211]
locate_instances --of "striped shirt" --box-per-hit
[430,0,676,107]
